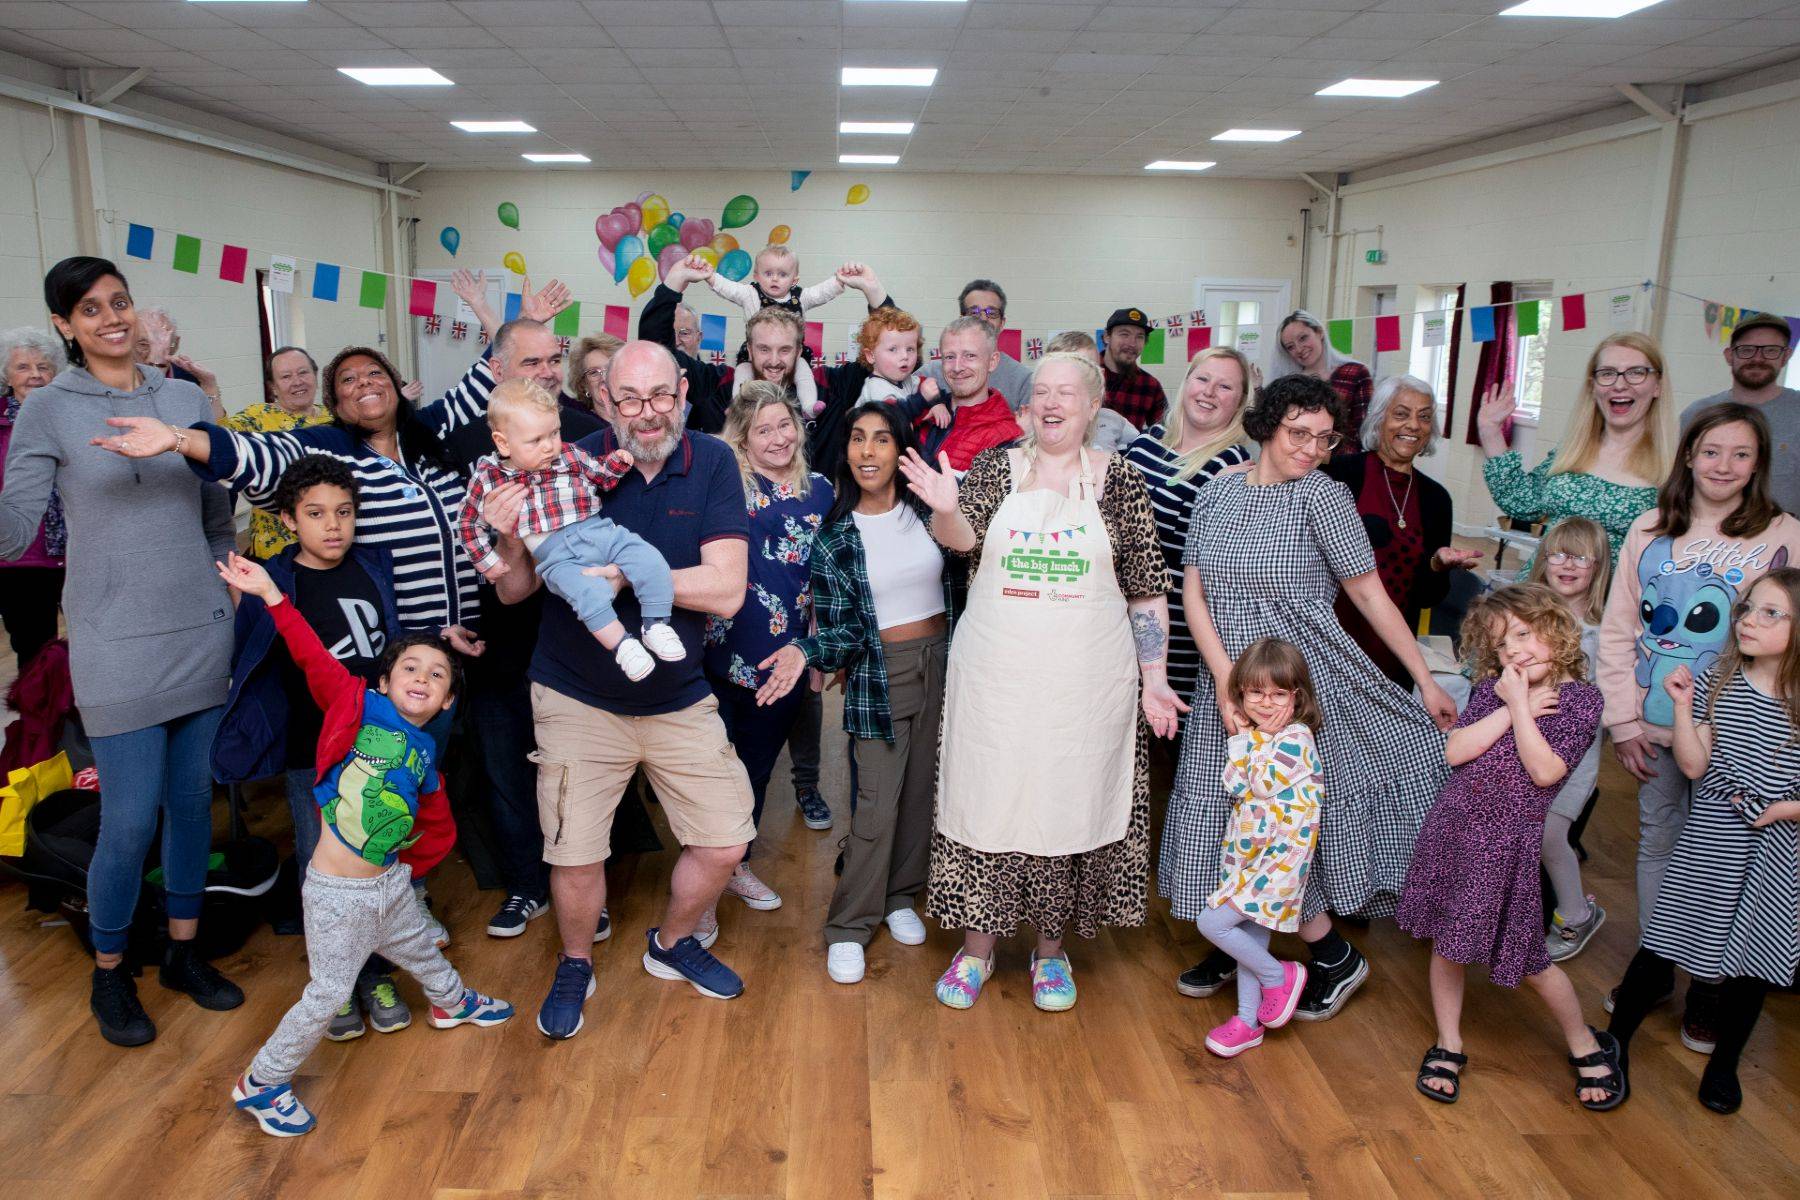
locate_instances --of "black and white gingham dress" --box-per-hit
[1642,670,1800,987]
[1160,470,1449,922]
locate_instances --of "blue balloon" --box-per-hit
[667,212,685,228]
[614,234,644,282]
[718,248,753,282]
[439,226,460,256]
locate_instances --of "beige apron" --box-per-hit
[936,448,1138,856]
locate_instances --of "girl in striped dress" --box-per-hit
[1609,567,1800,1115]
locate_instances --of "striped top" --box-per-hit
[1123,426,1250,704]
[195,358,495,633]
[1642,668,1800,987]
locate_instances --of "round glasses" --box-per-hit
[1547,551,1593,569]
[612,389,679,417]
[1729,344,1789,361]
[1732,601,1792,626]
[1592,366,1658,386]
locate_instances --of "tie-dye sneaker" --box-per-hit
[934,949,994,1010]
[1030,953,1077,1012]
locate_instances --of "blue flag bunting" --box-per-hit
[700,312,727,352]
[125,223,155,260]
[312,263,340,302]
[504,292,522,321]
[1470,305,1497,343]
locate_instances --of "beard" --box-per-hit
[1733,362,1778,389]
[613,407,688,463]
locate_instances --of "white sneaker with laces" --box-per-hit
[885,907,927,946]
[827,942,865,984]
[614,637,655,682]
[641,621,686,662]
[696,906,720,950]
[724,863,783,911]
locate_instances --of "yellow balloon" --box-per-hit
[503,251,526,275]
[627,255,657,298]
[694,247,720,268]
[710,233,739,256]
[640,194,671,233]
[846,184,870,206]
[768,224,791,245]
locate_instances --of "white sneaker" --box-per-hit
[885,907,927,946]
[696,906,720,950]
[827,942,865,984]
[414,882,450,948]
[641,621,685,662]
[614,637,655,682]
[724,863,783,911]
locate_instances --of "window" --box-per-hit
[1409,286,1459,433]
[1512,281,1553,420]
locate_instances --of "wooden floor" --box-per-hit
[2,680,1797,1197]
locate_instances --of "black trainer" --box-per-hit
[1293,944,1370,1022]
[795,787,833,831]
[160,940,246,1011]
[91,964,156,1047]
[1176,949,1238,998]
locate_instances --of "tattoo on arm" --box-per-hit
[1130,611,1167,664]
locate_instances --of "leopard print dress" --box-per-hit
[924,448,1165,940]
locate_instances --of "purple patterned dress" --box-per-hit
[1396,677,1602,987]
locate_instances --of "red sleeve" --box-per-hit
[398,775,456,876]
[269,597,364,718]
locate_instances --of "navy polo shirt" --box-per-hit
[529,429,749,716]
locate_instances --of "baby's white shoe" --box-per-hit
[615,637,655,681]
[641,622,686,662]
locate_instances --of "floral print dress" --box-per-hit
[1481,447,1657,564]
[703,471,833,688]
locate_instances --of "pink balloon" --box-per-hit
[595,208,634,251]
[656,243,686,281]
[679,217,715,252]
[597,242,616,276]
[622,202,641,234]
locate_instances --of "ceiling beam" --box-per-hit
[88,67,149,108]
[1616,83,1676,123]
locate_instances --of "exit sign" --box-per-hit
[1365,248,1387,265]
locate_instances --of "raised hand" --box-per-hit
[521,277,574,323]
[1475,383,1515,442]
[450,268,487,307]
[91,415,176,458]
[897,448,960,514]
[401,379,424,403]
[670,254,713,290]
[216,552,279,605]
[138,309,175,364]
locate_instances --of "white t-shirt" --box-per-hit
[851,502,945,630]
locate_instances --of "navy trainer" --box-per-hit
[642,928,743,999]
[535,954,596,1039]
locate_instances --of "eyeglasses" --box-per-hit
[583,366,607,382]
[962,306,1002,319]
[612,388,679,417]
[1279,420,1343,453]
[1730,344,1789,362]
[1546,551,1593,569]
[1732,601,1792,626]
[1592,366,1659,386]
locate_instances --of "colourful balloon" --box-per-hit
[718,248,752,282]
[627,255,657,298]
[679,217,715,253]
[503,251,526,275]
[767,225,791,246]
[595,207,634,251]
[597,242,616,276]
[613,235,644,282]
[709,233,739,257]
[497,201,520,229]
[721,193,759,229]
[636,191,654,206]
[694,247,720,269]
[439,226,460,256]
[622,202,642,236]
[640,193,671,233]
[846,184,870,206]
[668,212,685,228]
[790,170,810,192]
[656,243,686,281]
[647,221,680,258]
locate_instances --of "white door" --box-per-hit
[411,268,507,402]
[1193,278,1293,381]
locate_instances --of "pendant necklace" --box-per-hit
[1381,463,1415,530]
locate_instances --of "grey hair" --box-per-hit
[675,302,699,325]
[1,326,69,382]
[940,315,997,353]
[1269,308,1351,380]
[1362,373,1439,457]
[493,317,550,364]
[136,305,175,328]
[958,278,1006,315]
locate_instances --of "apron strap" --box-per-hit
[1073,446,1096,502]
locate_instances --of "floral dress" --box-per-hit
[1210,723,1322,933]
[1482,447,1657,563]
[703,471,833,688]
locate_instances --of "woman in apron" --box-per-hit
[898,352,1186,1013]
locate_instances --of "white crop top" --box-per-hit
[851,502,946,630]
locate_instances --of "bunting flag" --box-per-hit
[804,321,823,359]
[125,223,155,260]
[451,320,469,340]
[1516,299,1541,337]
[1165,314,1185,335]
[699,312,726,351]
[1010,524,1088,543]
[358,270,387,310]
[1375,314,1401,353]
[424,313,443,335]
[172,234,202,275]
[408,278,437,318]
[1469,305,1497,343]
[553,302,581,338]
[835,351,849,366]
[1188,326,1212,357]
[557,336,572,354]
[997,327,1022,360]
[503,292,522,321]
[311,263,340,302]
[709,350,728,366]
[1141,328,1165,365]
[604,304,631,339]
[1327,318,1354,355]
[219,244,248,284]
[1561,293,1587,332]
[1025,337,1043,360]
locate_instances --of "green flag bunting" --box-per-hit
[1140,328,1165,365]
[172,234,201,274]
[1515,299,1541,337]
[358,270,388,309]
[553,303,581,338]
[1327,318,1354,355]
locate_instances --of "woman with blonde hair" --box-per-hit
[1479,331,1671,561]
[1271,310,1373,450]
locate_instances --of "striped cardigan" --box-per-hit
[192,358,495,632]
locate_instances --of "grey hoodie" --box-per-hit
[0,364,235,736]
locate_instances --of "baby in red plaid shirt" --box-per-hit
[457,380,681,681]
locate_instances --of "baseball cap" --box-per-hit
[1106,307,1152,333]
[1729,311,1793,346]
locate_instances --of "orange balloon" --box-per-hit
[768,224,791,245]
[709,233,739,256]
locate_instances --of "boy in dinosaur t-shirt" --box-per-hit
[215,551,514,1138]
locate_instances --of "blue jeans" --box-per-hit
[711,676,804,859]
[87,705,224,955]
[533,517,674,636]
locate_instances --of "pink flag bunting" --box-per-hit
[408,278,437,318]
[218,244,248,284]
[1560,293,1587,332]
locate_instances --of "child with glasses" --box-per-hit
[1597,401,1800,1048]
[457,379,680,682]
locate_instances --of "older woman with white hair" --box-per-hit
[1271,309,1373,451]
[0,325,69,666]
[899,352,1185,1013]
[1323,375,1481,687]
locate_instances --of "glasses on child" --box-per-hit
[1732,601,1792,626]
[612,388,679,417]
[1280,421,1343,453]
[1592,366,1658,386]
[1729,344,1788,361]
[1546,551,1593,569]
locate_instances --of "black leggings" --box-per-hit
[1608,947,1769,1080]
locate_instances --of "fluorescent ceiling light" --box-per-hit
[840,121,914,135]
[339,67,453,87]
[452,120,536,133]
[187,2,307,4]
[840,154,900,164]
[1316,78,1437,98]
[842,67,937,87]
[845,1,964,4]
[1212,128,1301,142]
[1500,0,1663,15]
[1145,160,1215,172]
[523,153,589,163]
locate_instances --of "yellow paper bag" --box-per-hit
[0,750,73,857]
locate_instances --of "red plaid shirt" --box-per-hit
[458,443,632,574]
[1103,364,1168,432]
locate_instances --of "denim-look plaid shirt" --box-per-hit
[794,510,955,741]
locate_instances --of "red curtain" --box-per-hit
[1462,281,1516,446]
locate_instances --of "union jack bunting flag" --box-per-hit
[1165,314,1185,334]
[709,350,727,366]
[834,351,848,366]
[1189,309,1207,325]
[929,347,942,361]
[450,321,468,340]
[478,328,489,344]
[424,314,442,335]
[1025,337,1043,359]
[557,337,572,354]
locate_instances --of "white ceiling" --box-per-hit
[3,0,1800,177]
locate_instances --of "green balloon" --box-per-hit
[646,221,680,258]
[721,193,759,230]
[497,201,520,230]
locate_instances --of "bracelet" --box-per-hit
[168,424,188,456]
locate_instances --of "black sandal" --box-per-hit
[1570,1027,1628,1111]
[1415,1045,1467,1104]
